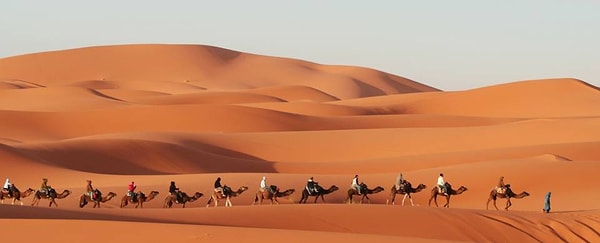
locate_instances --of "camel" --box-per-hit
[252,188,295,205]
[120,191,160,208]
[79,191,117,208]
[206,186,248,207]
[345,183,384,204]
[31,189,71,207]
[163,192,203,208]
[0,186,35,206]
[298,185,339,204]
[387,182,427,206]
[428,183,467,208]
[486,185,530,211]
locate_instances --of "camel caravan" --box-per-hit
[0,174,530,210]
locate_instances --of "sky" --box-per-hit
[1,1,598,91]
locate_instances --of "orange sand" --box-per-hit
[0,44,598,242]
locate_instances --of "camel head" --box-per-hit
[193,192,203,199]
[513,191,530,199]
[280,189,295,196]
[372,186,385,193]
[330,185,339,192]
[238,186,249,192]
[62,190,72,196]
[107,192,117,198]
[456,186,468,194]
[149,191,160,197]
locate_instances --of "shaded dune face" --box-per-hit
[0,44,599,242]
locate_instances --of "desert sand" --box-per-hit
[0,44,598,242]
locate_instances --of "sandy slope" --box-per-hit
[0,44,599,242]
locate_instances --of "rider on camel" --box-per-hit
[260,176,275,194]
[214,177,226,197]
[437,173,447,195]
[496,176,507,194]
[169,181,182,202]
[40,178,52,197]
[395,173,405,191]
[128,181,137,198]
[3,178,13,197]
[306,177,319,194]
[85,180,95,200]
[352,175,362,194]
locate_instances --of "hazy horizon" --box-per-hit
[1,1,598,91]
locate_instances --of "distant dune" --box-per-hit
[0,44,598,243]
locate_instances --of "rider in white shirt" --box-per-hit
[260,176,269,193]
[352,175,361,194]
[3,178,12,196]
[3,178,11,190]
[437,173,446,194]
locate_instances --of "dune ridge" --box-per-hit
[0,44,598,242]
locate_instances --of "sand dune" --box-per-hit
[0,44,599,242]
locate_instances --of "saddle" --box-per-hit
[175,192,183,203]
[129,192,139,202]
[496,187,506,194]
[92,189,102,200]
[496,184,511,194]
[222,186,232,196]
[357,183,368,195]
[438,183,450,195]
[306,185,320,195]
[46,188,56,197]
[396,182,409,191]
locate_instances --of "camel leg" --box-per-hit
[505,199,512,211]
[205,197,212,207]
[493,199,499,210]
[429,194,438,207]
[443,196,450,208]
[387,193,395,205]
[402,194,413,206]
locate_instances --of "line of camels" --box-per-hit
[0,182,530,211]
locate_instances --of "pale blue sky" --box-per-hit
[1,1,598,90]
